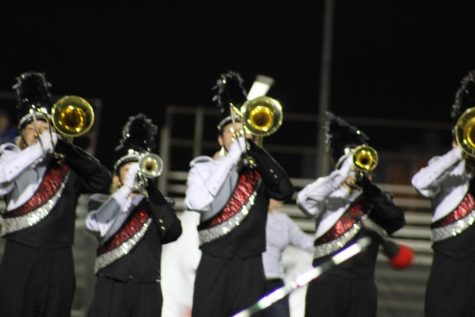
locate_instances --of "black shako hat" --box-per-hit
[325,111,370,162]
[451,69,475,124]
[212,71,248,132]
[113,113,158,173]
[13,72,53,129]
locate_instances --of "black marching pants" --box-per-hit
[305,273,377,317]
[192,253,266,317]
[0,241,76,317]
[88,276,163,317]
[425,251,475,317]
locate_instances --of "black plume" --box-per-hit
[13,72,52,109]
[212,71,248,115]
[115,113,158,153]
[452,69,475,121]
[13,72,53,127]
[325,112,370,161]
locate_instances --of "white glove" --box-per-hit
[37,131,58,154]
[453,145,463,160]
[123,163,140,189]
[339,154,354,176]
[227,136,246,162]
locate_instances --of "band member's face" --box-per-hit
[118,162,135,187]
[21,120,51,147]
[218,122,244,151]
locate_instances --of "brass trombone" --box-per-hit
[27,95,94,157]
[229,96,283,167]
[138,152,163,179]
[455,107,475,158]
[352,145,379,173]
[51,95,95,138]
[133,152,163,193]
[238,96,283,137]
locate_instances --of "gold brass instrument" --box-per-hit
[133,152,163,194]
[239,96,283,137]
[51,95,94,138]
[455,107,475,158]
[138,152,163,179]
[352,145,379,173]
[229,96,283,167]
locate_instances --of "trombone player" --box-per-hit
[85,113,182,317]
[297,112,405,317]
[0,72,112,317]
[185,71,293,317]
[412,69,475,317]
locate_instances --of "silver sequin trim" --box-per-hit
[313,223,361,260]
[431,210,475,242]
[1,173,70,236]
[95,218,151,273]
[198,185,260,245]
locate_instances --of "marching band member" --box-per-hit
[297,112,405,317]
[86,113,182,317]
[412,69,475,317]
[185,71,294,317]
[0,72,111,317]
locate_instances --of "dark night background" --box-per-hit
[0,1,474,171]
[1,4,474,315]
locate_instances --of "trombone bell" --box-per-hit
[247,106,274,133]
[353,145,378,173]
[52,96,94,138]
[240,96,283,137]
[139,153,163,179]
[455,107,475,158]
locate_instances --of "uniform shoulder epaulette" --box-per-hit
[189,155,214,167]
[428,155,442,165]
[0,142,19,152]
[0,143,20,157]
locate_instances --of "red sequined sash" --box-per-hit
[4,163,70,218]
[199,169,261,230]
[97,204,150,256]
[432,193,475,228]
[315,202,365,244]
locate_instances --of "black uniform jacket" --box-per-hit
[199,141,294,259]
[5,140,111,248]
[94,184,182,282]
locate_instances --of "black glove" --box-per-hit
[359,175,406,234]
[246,140,294,200]
[356,174,382,199]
